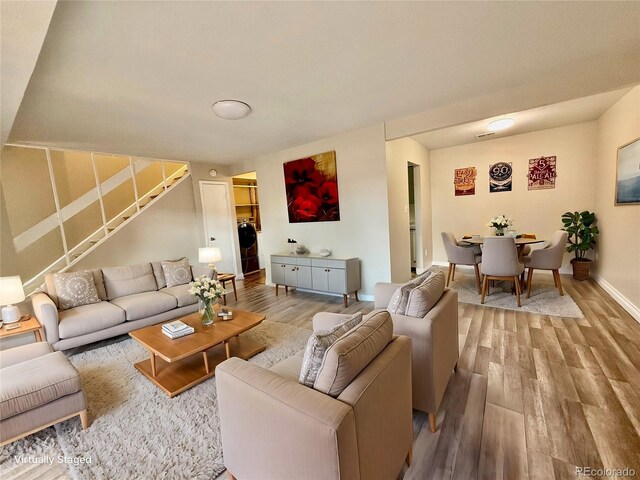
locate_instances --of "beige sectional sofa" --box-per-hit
[31,262,209,351]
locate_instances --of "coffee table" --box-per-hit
[129,307,266,397]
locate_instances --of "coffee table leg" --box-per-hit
[224,340,231,359]
[150,352,157,377]
[203,351,210,374]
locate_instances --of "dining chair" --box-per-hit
[520,233,537,258]
[522,230,568,298]
[441,232,482,294]
[480,237,525,307]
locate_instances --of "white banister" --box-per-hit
[91,152,109,237]
[129,157,140,212]
[44,148,70,265]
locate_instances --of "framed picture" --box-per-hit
[283,151,340,222]
[615,137,640,205]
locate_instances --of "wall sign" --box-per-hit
[528,156,557,190]
[454,167,477,196]
[283,150,340,223]
[489,162,512,193]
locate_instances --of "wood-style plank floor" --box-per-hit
[3,269,640,480]
[234,270,640,479]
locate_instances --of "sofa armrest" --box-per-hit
[31,292,59,344]
[374,282,401,309]
[312,312,353,332]
[216,357,359,480]
[390,288,459,413]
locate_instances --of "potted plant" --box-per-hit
[561,210,599,280]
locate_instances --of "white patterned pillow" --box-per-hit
[53,271,101,310]
[161,258,192,288]
[299,312,363,388]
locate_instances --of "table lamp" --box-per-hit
[199,247,222,279]
[0,276,26,323]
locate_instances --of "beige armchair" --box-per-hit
[216,311,413,480]
[522,230,569,298]
[442,232,482,293]
[481,237,525,307]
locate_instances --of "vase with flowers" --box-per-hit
[188,275,225,325]
[487,215,513,236]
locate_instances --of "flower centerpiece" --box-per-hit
[487,215,513,236]
[188,275,225,325]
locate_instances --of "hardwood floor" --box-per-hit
[4,269,640,480]
[229,270,640,479]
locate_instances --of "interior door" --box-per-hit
[200,181,237,274]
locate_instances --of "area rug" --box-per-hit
[449,272,584,318]
[0,320,311,480]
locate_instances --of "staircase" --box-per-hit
[2,144,191,295]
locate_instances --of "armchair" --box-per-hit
[522,230,568,298]
[216,311,413,480]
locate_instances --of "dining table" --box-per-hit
[460,236,545,253]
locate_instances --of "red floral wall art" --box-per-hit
[283,151,340,223]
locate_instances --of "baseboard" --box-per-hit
[592,274,640,324]
[265,283,373,302]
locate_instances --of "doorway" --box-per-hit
[199,181,238,275]
[232,172,263,276]
[408,163,423,277]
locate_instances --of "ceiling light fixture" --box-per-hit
[487,118,515,132]
[211,100,251,120]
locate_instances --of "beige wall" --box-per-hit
[430,121,599,272]
[594,86,640,320]
[239,124,390,297]
[385,137,432,282]
[71,178,201,270]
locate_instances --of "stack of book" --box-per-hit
[162,320,194,339]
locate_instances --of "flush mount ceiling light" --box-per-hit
[211,100,251,120]
[487,118,515,132]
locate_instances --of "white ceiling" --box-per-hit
[7,1,640,164]
[412,88,633,150]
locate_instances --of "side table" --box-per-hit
[0,316,44,343]
[217,273,238,305]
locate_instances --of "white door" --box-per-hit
[200,181,237,274]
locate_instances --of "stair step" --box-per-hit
[108,228,115,232]
[72,253,83,259]
[90,240,99,245]
[122,216,130,221]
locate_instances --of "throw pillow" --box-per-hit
[313,310,393,397]
[405,270,446,317]
[299,312,363,388]
[53,271,101,310]
[161,258,192,288]
[387,269,435,315]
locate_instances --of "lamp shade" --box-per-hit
[0,276,25,306]
[199,247,222,264]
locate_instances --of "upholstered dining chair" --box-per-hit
[480,237,525,307]
[522,230,568,298]
[441,232,482,294]
[520,233,537,258]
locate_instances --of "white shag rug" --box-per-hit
[449,272,584,318]
[0,320,310,480]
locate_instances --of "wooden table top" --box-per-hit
[129,307,265,363]
[0,316,41,338]
[461,237,545,246]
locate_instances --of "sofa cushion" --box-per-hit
[53,271,102,310]
[151,262,167,289]
[160,284,198,307]
[58,302,126,338]
[270,350,304,382]
[0,342,53,369]
[45,269,106,308]
[161,258,192,288]
[0,351,83,420]
[313,310,393,397]
[102,263,157,300]
[405,270,446,318]
[298,312,363,388]
[387,269,434,315]
[110,291,177,321]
